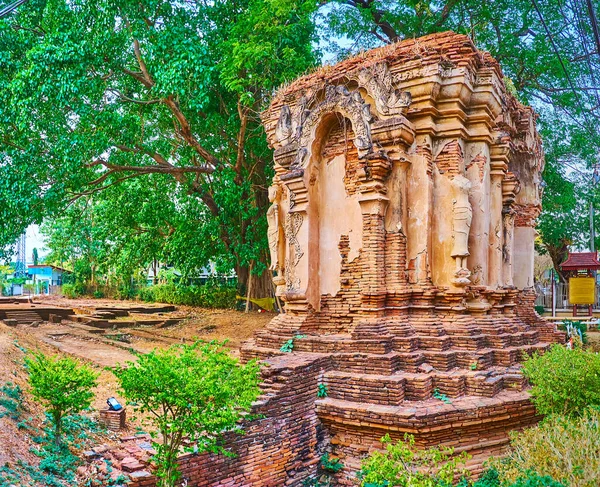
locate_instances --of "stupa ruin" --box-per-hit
[127,31,564,487]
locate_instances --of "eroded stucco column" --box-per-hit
[488,161,506,289]
[407,134,433,284]
[513,205,538,289]
[465,142,490,286]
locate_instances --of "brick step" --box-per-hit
[315,389,535,433]
[323,367,528,405]
[4,311,43,323]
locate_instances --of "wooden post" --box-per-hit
[245,262,254,314]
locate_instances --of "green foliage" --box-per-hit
[320,453,344,473]
[0,0,318,287]
[61,283,80,299]
[533,305,545,316]
[280,339,295,353]
[522,345,600,417]
[25,352,98,446]
[0,413,105,487]
[358,434,470,487]
[470,468,564,487]
[0,382,24,420]
[491,409,600,487]
[116,341,262,487]
[317,383,329,398]
[138,282,237,309]
[433,388,452,404]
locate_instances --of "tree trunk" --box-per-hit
[236,263,273,311]
[546,241,569,282]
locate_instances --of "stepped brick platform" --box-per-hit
[0,304,74,324]
[120,32,564,487]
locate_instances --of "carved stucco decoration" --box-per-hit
[292,85,374,169]
[348,62,412,117]
[284,212,304,291]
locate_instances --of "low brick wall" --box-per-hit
[127,354,331,487]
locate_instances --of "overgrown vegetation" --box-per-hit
[116,341,262,487]
[138,282,237,308]
[0,382,24,420]
[25,352,98,446]
[358,434,471,486]
[521,344,600,417]
[492,409,600,487]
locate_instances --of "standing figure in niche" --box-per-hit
[267,185,282,271]
[451,174,473,285]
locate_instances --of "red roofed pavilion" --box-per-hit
[560,252,600,316]
[560,252,600,271]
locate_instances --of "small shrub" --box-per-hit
[522,344,600,416]
[25,352,98,446]
[358,434,470,487]
[0,382,24,420]
[320,453,343,473]
[116,341,261,487]
[534,305,545,316]
[280,339,294,353]
[317,383,328,398]
[433,388,452,404]
[492,409,600,487]
[61,283,79,299]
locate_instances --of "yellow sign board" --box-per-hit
[569,277,596,305]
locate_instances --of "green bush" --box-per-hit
[470,468,564,487]
[0,382,24,420]
[116,341,261,487]
[137,282,237,309]
[522,344,600,417]
[533,305,545,316]
[491,409,600,487]
[25,352,98,446]
[61,283,82,299]
[358,434,470,487]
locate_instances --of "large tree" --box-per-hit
[0,0,318,296]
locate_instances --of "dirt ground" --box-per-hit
[0,297,274,482]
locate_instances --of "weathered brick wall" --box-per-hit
[127,355,331,487]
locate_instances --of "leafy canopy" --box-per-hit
[0,0,319,289]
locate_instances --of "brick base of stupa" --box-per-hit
[239,287,564,484]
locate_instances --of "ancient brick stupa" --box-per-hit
[253,31,564,482]
[126,32,563,487]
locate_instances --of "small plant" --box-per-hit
[280,334,306,353]
[317,383,328,398]
[534,305,545,316]
[470,362,478,371]
[358,434,470,486]
[433,388,452,404]
[25,352,98,446]
[0,382,24,420]
[321,453,344,473]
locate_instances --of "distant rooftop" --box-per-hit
[560,252,600,271]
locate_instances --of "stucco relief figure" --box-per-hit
[267,185,282,271]
[451,175,473,285]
